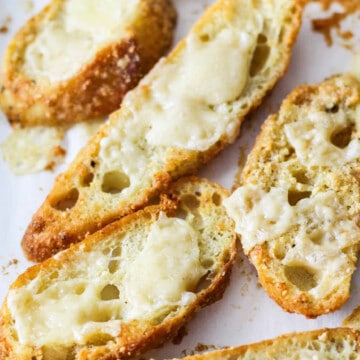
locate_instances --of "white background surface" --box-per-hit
[1,0,360,358]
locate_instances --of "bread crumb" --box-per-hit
[1,258,19,275]
[1,126,65,175]
[0,16,11,34]
[0,26,8,33]
[194,343,219,353]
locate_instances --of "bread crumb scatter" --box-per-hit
[1,259,19,276]
[311,0,360,47]
[181,343,220,357]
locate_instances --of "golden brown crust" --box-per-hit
[236,75,360,318]
[0,0,176,127]
[21,0,304,262]
[1,177,237,360]
[343,306,360,329]
[173,328,360,360]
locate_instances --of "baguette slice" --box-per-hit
[224,74,360,318]
[21,0,304,262]
[343,306,360,329]
[0,177,237,360]
[0,0,176,127]
[170,328,360,360]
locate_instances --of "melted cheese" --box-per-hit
[145,29,257,150]
[7,279,122,346]
[122,215,205,319]
[23,0,139,82]
[7,215,204,346]
[224,186,296,253]
[1,126,65,175]
[224,185,358,254]
[284,110,360,166]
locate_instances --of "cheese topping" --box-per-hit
[224,186,295,252]
[1,126,65,175]
[23,0,139,82]
[8,215,204,346]
[122,215,205,319]
[285,110,360,166]
[145,29,257,150]
[225,185,358,254]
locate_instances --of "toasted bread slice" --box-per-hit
[224,74,360,318]
[21,0,304,262]
[343,306,360,329]
[0,177,236,360]
[170,328,360,360]
[0,0,176,127]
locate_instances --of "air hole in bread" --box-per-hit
[75,284,86,295]
[181,194,200,210]
[175,207,188,220]
[257,33,267,44]
[250,42,270,77]
[325,104,339,113]
[199,33,210,42]
[195,272,212,292]
[283,147,295,161]
[288,190,312,206]
[108,260,119,274]
[83,332,114,346]
[330,125,353,149]
[222,249,231,264]
[100,284,120,300]
[50,188,79,211]
[293,170,311,185]
[212,192,222,206]
[81,172,94,187]
[201,258,215,268]
[101,170,130,194]
[102,248,110,255]
[111,246,121,257]
[308,229,324,245]
[284,265,318,291]
[147,194,161,206]
[273,243,286,260]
